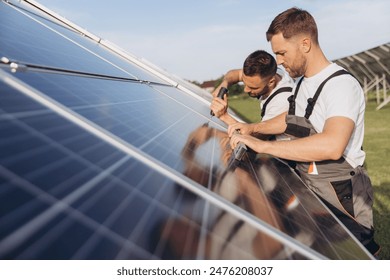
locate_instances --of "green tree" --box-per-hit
[214,75,245,96]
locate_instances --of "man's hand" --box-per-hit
[228,122,257,136]
[210,95,228,118]
[229,133,267,153]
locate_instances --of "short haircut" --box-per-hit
[243,50,277,79]
[266,7,319,44]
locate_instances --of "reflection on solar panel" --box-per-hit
[0,0,374,260]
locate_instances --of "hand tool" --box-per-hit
[209,86,247,163]
[210,87,228,116]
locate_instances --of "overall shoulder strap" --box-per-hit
[304,69,350,119]
[261,86,293,118]
[288,77,304,115]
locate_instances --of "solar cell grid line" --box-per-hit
[201,135,254,259]
[21,0,215,103]
[8,71,222,162]
[61,158,282,260]
[0,71,325,259]
[16,158,164,260]
[111,175,186,259]
[213,167,287,259]
[4,0,215,105]
[0,106,123,177]
[14,0,101,42]
[0,108,65,126]
[0,171,157,260]
[148,189,193,258]
[0,155,129,256]
[11,71,202,122]
[114,177,186,259]
[7,73,176,145]
[71,164,164,260]
[14,1,177,86]
[144,184,262,260]
[195,136,220,259]
[1,151,187,260]
[136,112,193,151]
[1,1,167,84]
[245,160,285,231]
[0,116,121,173]
[1,93,126,235]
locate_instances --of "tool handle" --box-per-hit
[210,87,228,116]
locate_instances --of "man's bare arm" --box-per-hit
[211,69,242,97]
[228,112,287,136]
[230,116,354,162]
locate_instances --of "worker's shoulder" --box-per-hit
[324,65,362,93]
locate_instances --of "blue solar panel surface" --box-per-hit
[0,0,167,83]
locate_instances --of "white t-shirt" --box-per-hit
[260,68,294,141]
[294,63,366,167]
[260,68,294,121]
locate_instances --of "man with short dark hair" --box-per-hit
[210,50,293,140]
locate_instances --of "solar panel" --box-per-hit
[0,0,374,260]
[333,43,390,87]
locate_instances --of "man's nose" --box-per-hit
[276,56,284,65]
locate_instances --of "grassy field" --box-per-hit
[364,101,390,259]
[228,93,390,259]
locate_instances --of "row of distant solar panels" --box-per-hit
[333,43,390,86]
[0,0,373,259]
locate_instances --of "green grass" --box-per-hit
[364,101,390,259]
[228,94,390,259]
[228,94,261,123]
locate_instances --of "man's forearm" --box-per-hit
[223,69,242,85]
[220,113,238,126]
[232,116,353,162]
[253,112,287,135]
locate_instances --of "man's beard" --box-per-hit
[286,55,307,78]
[248,85,270,99]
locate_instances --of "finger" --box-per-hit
[230,134,241,149]
[214,98,227,108]
[228,124,235,136]
[229,137,236,149]
[228,123,240,136]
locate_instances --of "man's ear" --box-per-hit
[301,37,311,53]
[268,76,276,86]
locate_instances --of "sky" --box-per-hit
[36,0,390,83]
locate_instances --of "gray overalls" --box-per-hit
[285,70,379,255]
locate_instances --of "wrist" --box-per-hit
[221,79,229,88]
[252,122,262,134]
[220,113,235,124]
